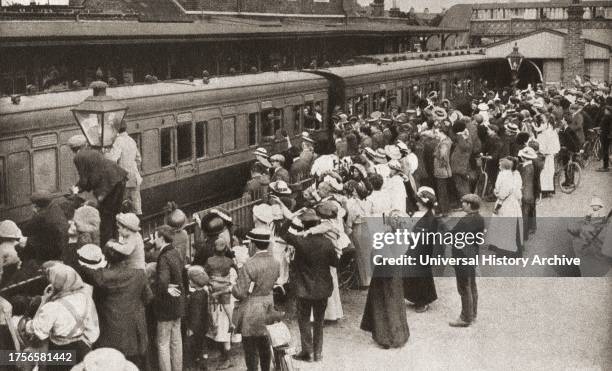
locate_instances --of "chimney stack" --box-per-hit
[563,0,585,86]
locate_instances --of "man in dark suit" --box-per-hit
[281,210,338,362]
[518,147,538,240]
[153,225,185,371]
[449,194,485,328]
[69,134,128,246]
[21,191,69,264]
[233,228,280,371]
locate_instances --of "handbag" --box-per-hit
[265,321,291,348]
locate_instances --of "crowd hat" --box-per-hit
[299,208,320,225]
[288,217,304,234]
[350,163,368,178]
[396,140,409,153]
[200,208,232,236]
[416,186,437,204]
[301,132,316,144]
[269,180,292,195]
[68,134,87,149]
[187,265,210,288]
[427,91,438,100]
[518,147,538,160]
[252,204,274,224]
[432,107,447,121]
[30,190,53,208]
[488,124,500,133]
[253,147,272,168]
[77,244,107,269]
[477,103,489,111]
[338,113,349,124]
[315,201,338,219]
[167,208,187,229]
[247,227,271,243]
[461,193,481,209]
[590,197,604,208]
[504,123,520,135]
[373,148,387,164]
[364,147,377,160]
[270,154,285,163]
[72,347,138,371]
[0,220,23,240]
[74,205,101,233]
[155,224,175,243]
[388,159,402,172]
[116,213,141,232]
[384,145,402,160]
[370,111,382,120]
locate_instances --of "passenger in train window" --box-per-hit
[105,120,143,216]
[69,135,128,247]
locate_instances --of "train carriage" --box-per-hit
[0,71,330,223]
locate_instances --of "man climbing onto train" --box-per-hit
[68,134,128,246]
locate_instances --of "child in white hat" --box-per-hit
[586,197,605,222]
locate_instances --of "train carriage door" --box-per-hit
[286,96,304,137]
[176,112,194,178]
[7,151,31,206]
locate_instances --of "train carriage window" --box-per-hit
[177,123,192,163]
[160,127,173,167]
[247,114,257,146]
[207,119,222,156]
[33,149,58,193]
[261,109,282,138]
[0,158,4,205]
[222,117,236,152]
[196,121,207,158]
[292,106,302,134]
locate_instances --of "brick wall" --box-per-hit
[179,0,350,14]
[562,5,585,85]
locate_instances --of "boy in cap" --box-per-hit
[186,265,210,370]
[116,213,145,270]
[449,194,485,328]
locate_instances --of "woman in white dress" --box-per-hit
[486,158,524,256]
[536,114,560,196]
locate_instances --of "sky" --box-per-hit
[356,0,550,13]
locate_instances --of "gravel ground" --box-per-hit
[212,166,612,371]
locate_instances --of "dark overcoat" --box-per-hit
[154,245,186,321]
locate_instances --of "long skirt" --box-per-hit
[361,273,409,348]
[403,276,438,307]
[351,222,372,287]
[324,267,343,321]
[540,154,555,192]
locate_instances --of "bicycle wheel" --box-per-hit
[592,137,602,161]
[558,162,581,194]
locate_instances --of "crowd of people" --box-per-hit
[0,77,610,371]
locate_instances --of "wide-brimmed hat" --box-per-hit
[74,205,101,234]
[270,154,285,163]
[590,197,604,208]
[252,204,274,224]
[269,180,292,195]
[72,347,138,371]
[384,145,402,160]
[518,146,538,160]
[427,91,438,100]
[350,163,368,178]
[200,208,232,236]
[338,113,348,124]
[77,244,107,269]
[364,147,377,159]
[504,123,520,134]
[477,103,489,111]
[253,147,268,158]
[0,220,23,240]
[116,213,140,232]
[373,148,387,164]
[247,227,271,243]
[253,147,272,168]
[396,140,409,153]
[432,107,447,121]
[370,111,382,120]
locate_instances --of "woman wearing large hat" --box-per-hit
[192,208,237,267]
[403,186,439,313]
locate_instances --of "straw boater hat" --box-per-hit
[388,159,402,172]
[364,147,377,160]
[338,114,349,124]
[270,154,285,163]
[350,163,368,178]
[477,102,489,112]
[116,213,140,232]
[370,111,382,120]
[396,140,409,153]
[518,146,538,160]
[504,122,520,135]
[0,220,23,240]
[247,227,271,243]
[416,186,437,205]
[77,244,107,269]
[253,147,272,168]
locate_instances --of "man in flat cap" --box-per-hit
[69,134,128,246]
[449,194,485,328]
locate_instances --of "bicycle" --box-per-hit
[338,247,360,290]
[580,127,602,167]
[555,147,582,194]
[473,154,492,199]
